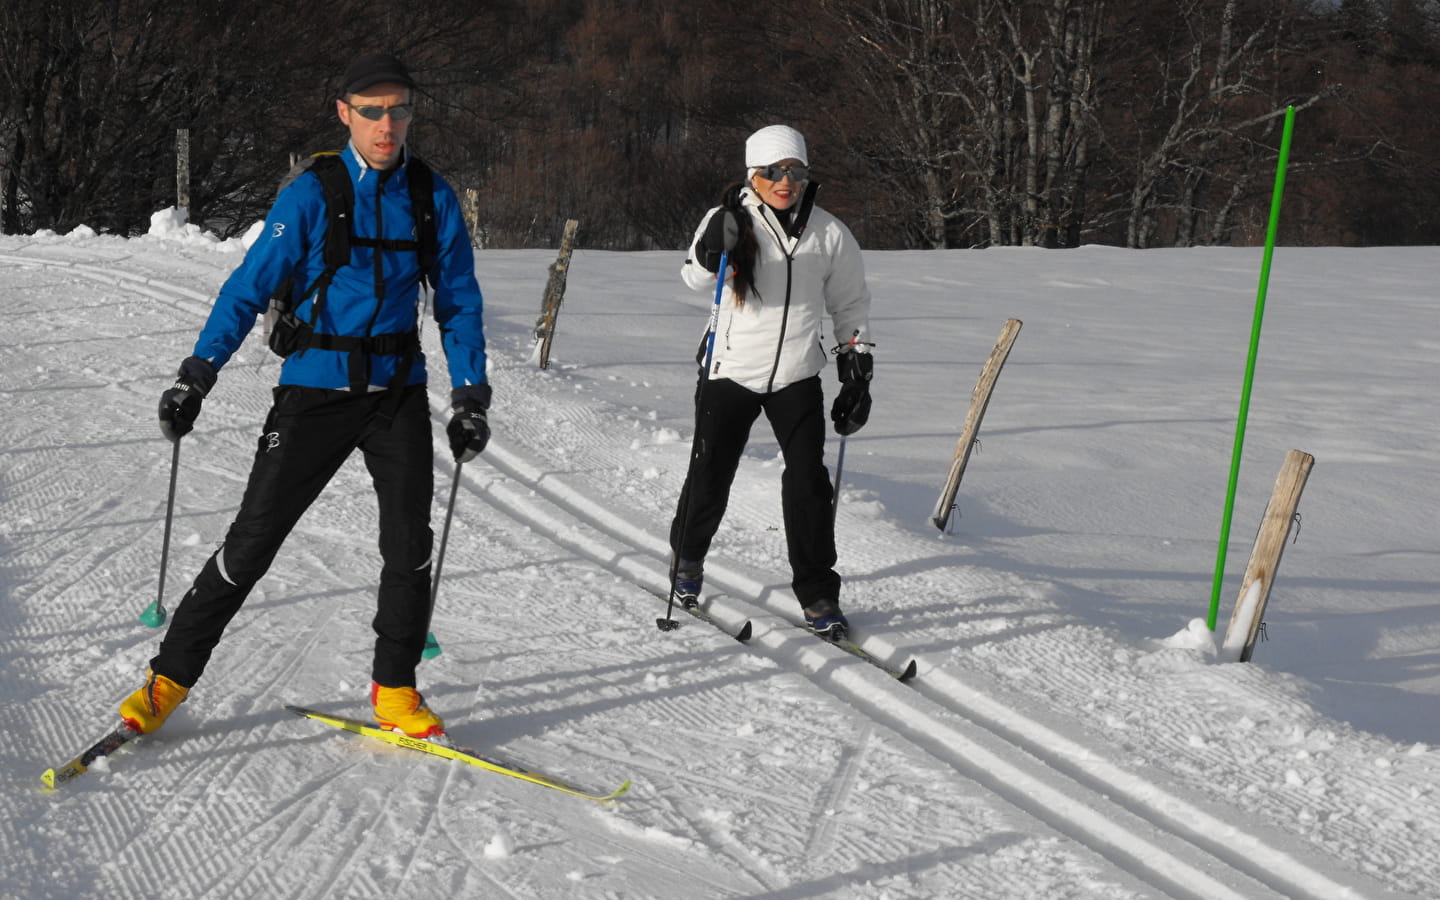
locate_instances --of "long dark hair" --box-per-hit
[718,182,761,307]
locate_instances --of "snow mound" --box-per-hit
[145,206,256,252]
[1159,617,1218,655]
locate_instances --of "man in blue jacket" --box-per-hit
[118,53,489,740]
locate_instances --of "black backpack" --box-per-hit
[264,152,438,393]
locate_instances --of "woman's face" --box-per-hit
[750,158,807,210]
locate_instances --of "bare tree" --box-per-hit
[968,0,1104,247]
[2,0,1435,246]
[1103,0,1335,247]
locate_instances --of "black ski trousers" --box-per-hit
[153,384,435,689]
[669,374,840,607]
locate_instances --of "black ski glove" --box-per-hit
[158,356,217,441]
[447,384,492,462]
[697,209,739,273]
[830,351,872,436]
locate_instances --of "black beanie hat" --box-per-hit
[340,53,415,97]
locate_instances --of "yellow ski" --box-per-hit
[41,724,142,791]
[286,705,630,804]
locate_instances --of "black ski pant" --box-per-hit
[152,384,435,689]
[669,374,840,607]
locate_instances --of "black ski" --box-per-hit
[812,628,919,682]
[653,590,753,642]
[652,587,916,682]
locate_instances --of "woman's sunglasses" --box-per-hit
[755,164,809,182]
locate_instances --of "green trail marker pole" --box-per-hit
[1207,105,1297,631]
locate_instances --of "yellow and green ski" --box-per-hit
[286,705,630,804]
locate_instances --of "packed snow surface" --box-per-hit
[1,213,1436,899]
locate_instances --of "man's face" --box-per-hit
[337,82,412,170]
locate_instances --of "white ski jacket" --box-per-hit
[680,185,871,394]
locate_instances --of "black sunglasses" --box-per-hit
[345,101,415,121]
[755,163,809,182]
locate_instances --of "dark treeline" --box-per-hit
[3,0,1438,249]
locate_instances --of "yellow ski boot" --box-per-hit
[370,683,445,739]
[119,670,190,734]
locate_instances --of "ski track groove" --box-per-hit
[653,791,782,894]
[556,799,759,899]
[397,766,469,887]
[390,745,464,889]
[328,761,450,899]
[803,719,873,864]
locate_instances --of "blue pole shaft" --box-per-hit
[661,251,728,630]
[702,252,726,372]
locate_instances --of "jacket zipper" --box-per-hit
[759,207,797,394]
[362,170,389,388]
[367,172,388,332]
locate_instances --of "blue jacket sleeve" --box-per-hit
[192,178,321,369]
[429,180,488,387]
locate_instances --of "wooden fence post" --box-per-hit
[532,219,580,369]
[930,318,1022,531]
[176,128,190,213]
[1220,449,1316,662]
[464,188,480,247]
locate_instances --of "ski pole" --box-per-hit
[659,249,727,632]
[423,460,463,659]
[139,439,182,627]
[829,330,863,526]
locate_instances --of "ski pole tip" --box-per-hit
[138,602,167,628]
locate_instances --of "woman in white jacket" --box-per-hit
[669,125,873,640]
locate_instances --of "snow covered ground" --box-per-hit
[1,213,1437,899]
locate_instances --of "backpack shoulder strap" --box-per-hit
[273,151,354,270]
[305,153,354,270]
[406,155,438,277]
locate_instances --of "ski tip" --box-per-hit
[735,621,754,642]
[598,779,633,804]
[40,769,58,791]
[897,659,919,682]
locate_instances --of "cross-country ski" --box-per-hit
[286,706,630,804]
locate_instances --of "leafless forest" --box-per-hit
[2,0,1437,248]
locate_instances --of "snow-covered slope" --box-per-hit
[2,218,1436,899]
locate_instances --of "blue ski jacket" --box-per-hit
[193,143,487,390]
